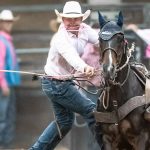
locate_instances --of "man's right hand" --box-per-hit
[84,65,95,77]
[2,86,10,96]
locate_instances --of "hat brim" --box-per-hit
[55,9,90,21]
[0,16,20,22]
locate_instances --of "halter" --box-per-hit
[98,21,135,109]
[99,20,135,72]
[99,21,125,66]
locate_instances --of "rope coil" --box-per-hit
[116,42,135,72]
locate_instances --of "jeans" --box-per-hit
[29,78,99,150]
[0,88,16,146]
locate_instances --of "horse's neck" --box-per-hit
[116,64,129,84]
[107,65,144,108]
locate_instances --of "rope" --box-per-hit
[0,68,102,80]
[0,69,82,79]
[0,69,103,93]
[74,113,87,128]
[116,42,135,72]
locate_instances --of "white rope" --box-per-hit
[116,42,135,72]
[74,113,87,128]
[0,69,44,76]
[0,68,102,79]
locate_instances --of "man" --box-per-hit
[0,10,20,146]
[29,1,103,150]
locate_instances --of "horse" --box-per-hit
[94,11,150,150]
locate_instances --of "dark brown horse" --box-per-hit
[94,11,150,150]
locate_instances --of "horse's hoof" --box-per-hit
[144,107,150,121]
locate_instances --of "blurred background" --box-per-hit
[0,0,150,149]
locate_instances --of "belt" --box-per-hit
[44,73,73,82]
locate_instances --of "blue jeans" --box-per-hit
[30,78,98,150]
[0,88,16,145]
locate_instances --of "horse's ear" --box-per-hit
[98,11,106,28]
[117,11,123,27]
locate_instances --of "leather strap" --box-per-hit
[146,78,150,104]
[94,96,146,123]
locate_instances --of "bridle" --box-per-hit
[99,33,125,67]
[100,41,135,86]
[99,29,135,72]
[99,31,135,109]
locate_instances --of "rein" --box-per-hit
[109,64,130,87]
[99,42,135,110]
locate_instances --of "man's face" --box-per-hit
[0,21,14,33]
[62,17,82,32]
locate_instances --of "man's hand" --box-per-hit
[84,65,95,77]
[1,86,10,97]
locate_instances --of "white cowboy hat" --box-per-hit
[55,1,91,21]
[0,10,19,21]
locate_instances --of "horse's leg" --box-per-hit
[95,123,104,149]
[103,134,120,150]
[119,120,146,150]
[103,134,114,150]
[133,131,149,150]
[95,123,117,150]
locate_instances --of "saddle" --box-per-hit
[130,62,150,121]
[130,61,149,85]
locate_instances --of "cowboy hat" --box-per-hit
[55,1,91,21]
[0,10,19,21]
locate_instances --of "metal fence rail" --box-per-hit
[16,48,49,54]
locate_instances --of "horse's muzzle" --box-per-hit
[103,64,116,80]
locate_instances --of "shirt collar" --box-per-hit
[0,31,12,41]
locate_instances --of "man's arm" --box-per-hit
[0,41,10,96]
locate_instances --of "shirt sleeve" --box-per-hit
[136,30,150,44]
[0,40,8,89]
[55,33,88,73]
[86,26,99,45]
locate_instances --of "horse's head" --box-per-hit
[98,11,127,81]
